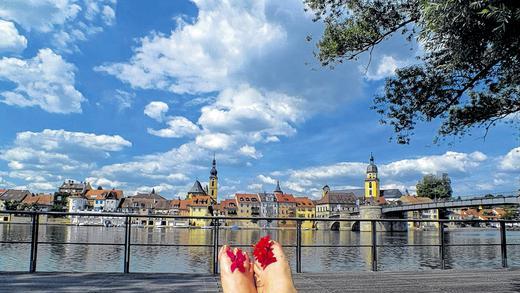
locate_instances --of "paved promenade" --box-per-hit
[1,269,520,292]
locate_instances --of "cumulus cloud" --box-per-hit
[272,151,490,196]
[247,183,263,190]
[85,177,124,189]
[198,85,304,138]
[95,0,285,94]
[144,101,169,122]
[239,145,262,159]
[148,116,200,138]
[15,129,132,152]
[195,133,233,150]
[257,174,277,185]
[0,49,85,113]
[499,147,520,171]
[0,19,27,53]
[364,55,411,81]
[382,151,488,177]
[0,129,131,192]
[0,0,117,52]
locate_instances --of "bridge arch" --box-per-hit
[350,221,360,232]
[330,222,340,231]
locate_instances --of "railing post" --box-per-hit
[29,212,39,273]
[212,218,220,275]
[123,216,132,273]
[371,220,377,272]
[439,221,445,270]
[296,220,302,273]
[500,221,508,268]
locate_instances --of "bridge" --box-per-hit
[382,195,520,213]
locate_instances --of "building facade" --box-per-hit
[295,197,315,229]
[258,192,278,228]
[235,193,261,228]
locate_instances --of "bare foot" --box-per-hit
[219,245,257,293]
[253,241,296,293]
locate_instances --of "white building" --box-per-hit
[258,192,278,228]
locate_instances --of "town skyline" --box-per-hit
[0,0,518,198]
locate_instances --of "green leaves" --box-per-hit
[416,173,452,200]
[306,0,520,143]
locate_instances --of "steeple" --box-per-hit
[365,153,380,199]
[209,153,218,203]
[210,153,217,178]
[274,180,283,194]
[367,153,378,173]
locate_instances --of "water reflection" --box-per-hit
[1,223,519,273]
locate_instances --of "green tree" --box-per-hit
[305,0,520,143]
[416,173,452,200]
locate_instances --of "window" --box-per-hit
[211,181,214,187]
[369,182,372,188]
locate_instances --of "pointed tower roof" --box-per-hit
[189,180,207,195]
[274,180,283,194]
[210,153,218,178]
[367,153,378,173]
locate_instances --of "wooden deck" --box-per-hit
[1,269,520,292]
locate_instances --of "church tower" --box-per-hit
[209,155,218,203]
[364,153,380,199]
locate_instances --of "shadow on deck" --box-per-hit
[1,269,520,292]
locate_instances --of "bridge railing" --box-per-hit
[0,210,519,274]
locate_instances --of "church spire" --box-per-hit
[209,154,218,203]
[274,180,283,194]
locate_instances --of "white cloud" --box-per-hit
[15,129,132,152]
[382,151,488,177]
[148,116,200,138]
[247,183,262,190]
[101,5,116,25]
[28,182,55,191]
[144,101,169,122]
[198,85,304,138]
[0,0,117,52]
[499,147,520,171]
[112,89,135,111]
[195,133,233,150]
[85,177,124,189]
[0,19,27,53]
[0,49,85,113]
[239,145,262,159]
[273,151,490,195]
[257,174,277,185]
[95,0,285,94]
[0,129,131,191]
[364,55,411,81]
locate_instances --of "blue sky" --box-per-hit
[0,0,518,199]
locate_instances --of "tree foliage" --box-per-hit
[416,173,453,199]
[305,0,520,143]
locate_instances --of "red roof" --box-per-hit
[22,194,54,206]
[170,199,191,211]
[188,195,212,207]
[275,193,296,203]
[85,189,123,200]
[235,193,260,204]
[294,197,315,207]
[221,199,237,209]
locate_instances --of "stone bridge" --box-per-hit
[382,195,520,214]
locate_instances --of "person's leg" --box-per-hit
[253,240,297,293]
[219,245,257,293]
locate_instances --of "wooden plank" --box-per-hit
[0,269,519,292]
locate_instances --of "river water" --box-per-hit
[1,223,519,273]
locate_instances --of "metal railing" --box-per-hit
[0,211,519,274]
